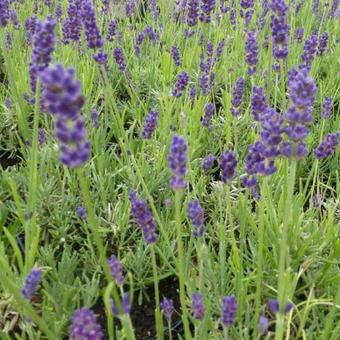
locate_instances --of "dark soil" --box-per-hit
[92,276,182,340]
[0,150,21,169]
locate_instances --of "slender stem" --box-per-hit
[174,189,191,339]
[275,160,297,340]
[168,321,173,340]
[151,245,164,340]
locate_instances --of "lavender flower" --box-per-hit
[191,293,205,320]
[0,0,10,27]
[270,0,289,60]
[295,27,304,42]
[231,77,245,116]
[22,268,42,300]
[29,16,56,93]
[172,71,190,98]
[9,9,19,30]
[187,199,205,237]
[329,0,340,18]
[111,293,131,316]
[40,64,90,167]
[91,109,99,127]
[82,1,104,50]
[245,30,259,75]
[62,0,82,44]
[281,68,316,158]
[317,32,329,56]
[129,191,158,244]
[301,31,318,70]
[141,110,159,139]
[267,299,294,314]
[189,85,196,101]
[220,151,237,182]
[201,103,214,129]
[107,20,117,42]
[201,155,216,172]
[108,255,124,286]
[241,0,254,9]
[321,96,332,119]
[258,315,269,335]
[171,45,182,67]
[134,32,145,57]
[187,0,199,27]
[160,297,174,322]
[92,51,108,70]
[220,296,237,327]
[313,0,319,15]
[70,308,103,340]
[144,26,160,43]
[125,0,136,17]
[113,47,127,71]
[55,2,63,20]
[76,206,87,220]
[200,0,216,23]
[251,86,267,121]
[168,135,188,189]
[314,132,340,159]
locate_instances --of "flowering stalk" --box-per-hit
[275,159,297,340]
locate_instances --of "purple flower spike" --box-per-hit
[220,151,237,182]
[82,1,104,50]
[160,297,174,322]
[200,0,216,23]
[267,299,279,313]
[314,132,340,160]
[317,32,329,56]
[259,315,269,335]
[129,191,158,244]
[113,47,127,72]
[321,96,332,119]
[107,20,117,42]
[62,0,82,44]
[111,293,131,316]
[191,293,205,320]
[76,206,87,220]
[187,200,205,237]
[0,0,10,28]
[172,71,190,98]
[201,155,216,172]
[231,77,245,116]
[168,135,188,190]
[285,302,294,313]
[108,255,124,286]
[201,103,214,129]
[29,16,56,93]
[187,0,199,27]
[171,45,182,67]
[251,86,267,121]
[142,110,159,139]
[245,30,259,75]
[301,31,318,70]
[22,268,42,300]
[220,296,237,327]
[70,308,103,340]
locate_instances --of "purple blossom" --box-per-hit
[201,155,216,172]
[301,31,318,70]
[55,2,63,20]
[160,297,174,322]
[187,0,199,26]
[259,315,269,335]
[113,47,127,71]
[231,77,245,116]
[134,32,145,57]
[267,299,294,314]
[144,26,160,43]
[189,85,196,101]
[241,0,254,9]
[108,255,124,286]
[191,293,205,320]
[76,206,87,220]
[220,296,237,327]
[171,45,182,67]
[91,109,99,128]
[245,30,259,75]
[125,0,136,17]
[317,32,329,56]
[111,293,131,316]
[29,16,56,93]
[200,0,216,23]
[201,103,214,129]
[107,20,117,42]
[168,135,188,189]
[0,0,10,27]
[82,1,104,50]
[314,132,340,160]
[22,268,42,300]
[220,151,237,182]
[92,51,108,70]
[40,64,90,167]
[129,191,158,244]
[70,308,103,340]
[172,71,190,98]
[321,96,332,119]
[62,0,82,44]
[141,110,159,139]
[329,0,339,17]
[251,86,267,121]
[9,9,19,29]
[187,199,205,237]
[295,27,304,42]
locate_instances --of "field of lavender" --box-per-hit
[0,0,339,339]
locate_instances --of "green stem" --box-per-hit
[151,245,164,340]
[275,160,297,340]
[174,190,191,339]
